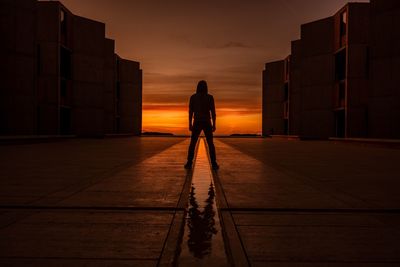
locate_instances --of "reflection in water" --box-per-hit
[187,182,217,258]
[178,139,228,265]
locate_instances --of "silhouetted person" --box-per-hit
[184,80,219,170]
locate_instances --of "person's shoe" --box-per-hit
[184,161,193,169]
[211,162,219,170]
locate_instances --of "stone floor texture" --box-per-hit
[0,137,399,266]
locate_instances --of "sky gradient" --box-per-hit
[60,0,367,135]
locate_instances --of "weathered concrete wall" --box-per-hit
[1,0,143,136]
[369,0,400,138]
[116,57,142,135]
[36,1,62,134]
[289,40,302,135]
[299,17,335,138]
[71,16,106,136]
[262,60,285,136]
[263,1,400,139]
[343,3,370,137]
[133,68,142,135]
[103,38,116,134]
[0,0,37,135]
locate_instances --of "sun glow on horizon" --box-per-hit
[143,106,261,135]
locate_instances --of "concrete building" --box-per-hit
[36,1,71,135]
[115,56,142,135]
[104,38,116,135]
[368,0,400,139]
[333,3,370,138]
[262,57,290,136]
[288,40,302,136]
[1,0,142,136]
[71,14,109,136]
[298,16,336,138]
[0,0,37,135]
[263,1,399,139]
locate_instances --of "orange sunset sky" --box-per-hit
[59,0,367,135]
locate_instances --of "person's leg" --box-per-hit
[186,123,201,167]
[204,122,218,168]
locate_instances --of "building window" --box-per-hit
[60,9,67,44]
[60,9,65,23]
[116,82,121,117]
[116,81,121,100]
[37,45,41,74]
[284,119,289,135]
[335,110,345,138]
[284,59,290,81]
[283,83,289,101]
[338,81,345,108]
[340,11,347,47]
[283,101,289,119]
[335,49,346,81]
[60,107,71,135]
[60,46,71,79]
[60,79,67,98]
[116,117,120,133]
[365,46,370,78]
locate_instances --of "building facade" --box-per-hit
[1,0,142,136]
[0,0,37,135]
[263,1,399,139]
[368,0,400,139]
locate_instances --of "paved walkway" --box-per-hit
[0,137,187,266]
[216,138,400,266]
[0,137,399,266]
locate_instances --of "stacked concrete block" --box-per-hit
[0,0,142,136]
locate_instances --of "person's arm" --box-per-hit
[189,96,193,131]
[210,96,216,132]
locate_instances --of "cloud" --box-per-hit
[206,41,251,49]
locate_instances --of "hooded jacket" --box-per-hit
[189,85,216,122]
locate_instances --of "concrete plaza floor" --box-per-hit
[0,137,399,266]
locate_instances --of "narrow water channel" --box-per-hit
[178,138,229,266]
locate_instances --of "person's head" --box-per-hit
[196,80,208,94]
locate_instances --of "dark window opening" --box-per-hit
[37,106,41,134]
[60,9,67,44]
[60,46,71,79]
[116,117,120,133]
[335,110,345,138]
[60,79,67,98]
[60,107,71,135]
[115,82,120,117]
[340,11,347,47]
[116,58,120,80]
[37,45,41,75]
[335,49,346,81]
[365,46,370,78]
[116,81,121,100]
[285,59,290,81]
[338,81,345,107]
[340,11,347,36]
[284,119,289,135]
[283,83,289,101]
[60,9,65,23]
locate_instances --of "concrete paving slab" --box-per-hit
[0,259,157,267]
[214,140,352,209]
[235,212,400,264]
[2,137,400,266]
[0,210,172,261]
[0,137,191,266]
[58,139,189,208]
[218,138,400,209]
[0,137,184,206]
[214,139,400,266]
